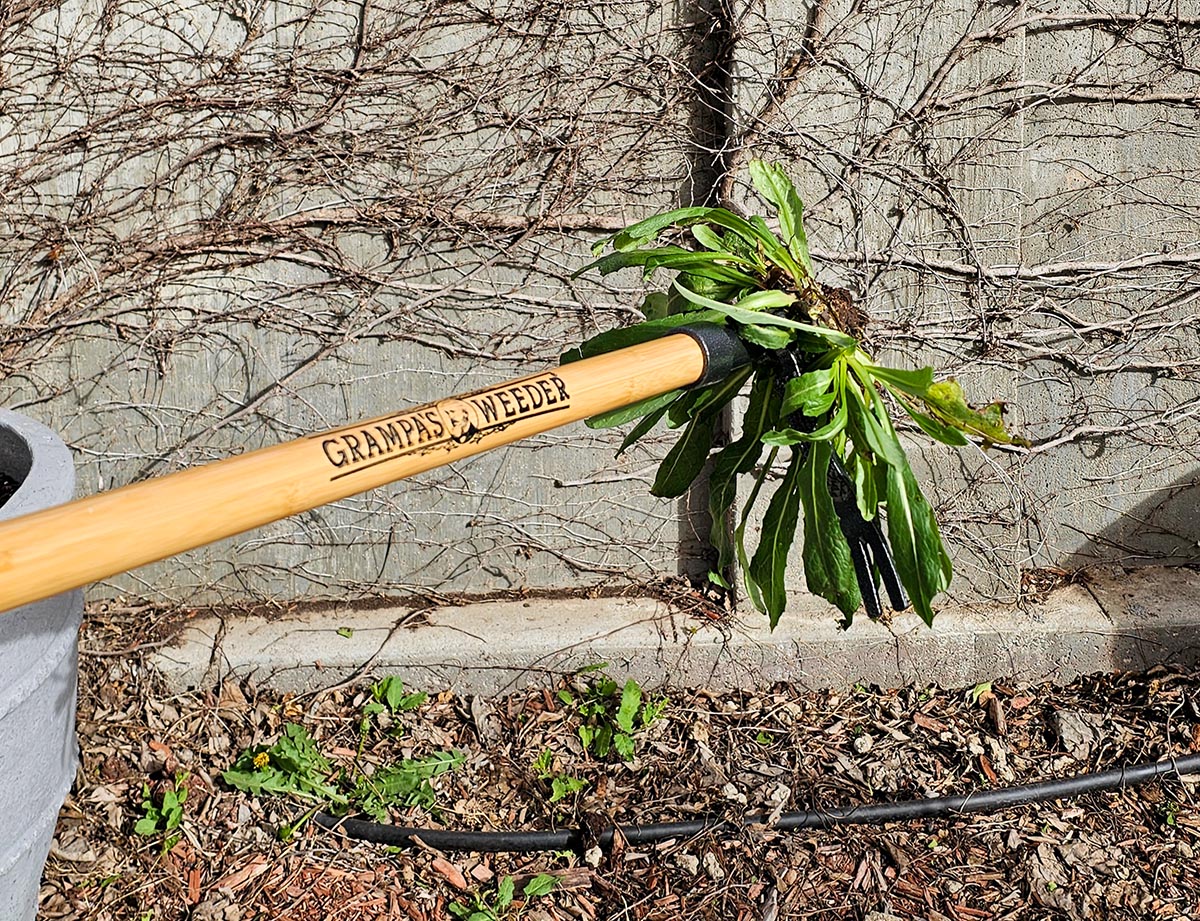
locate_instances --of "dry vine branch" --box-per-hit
[1,0,1197,608]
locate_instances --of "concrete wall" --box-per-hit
[729,0,1200,603]
[1,0,1196,610]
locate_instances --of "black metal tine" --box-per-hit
[871,528,910,612]
[845,535,883,621]
[773,344,912,620]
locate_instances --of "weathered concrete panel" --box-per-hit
[0,0,720,604]
[2,0,1195,618]
[730,0,1200,611]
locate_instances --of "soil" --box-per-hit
[0,472,18,509]
[40,601,1200,921]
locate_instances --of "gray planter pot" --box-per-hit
[0,410,81,920]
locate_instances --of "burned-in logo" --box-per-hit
[438,398,478,444]
[318,372,570,479]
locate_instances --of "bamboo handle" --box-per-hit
[0,333,720,614]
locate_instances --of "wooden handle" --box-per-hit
[0,333,713,613]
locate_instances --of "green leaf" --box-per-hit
[848,449,880,521]
[651,412,715,498]
[921,379,1028,447]
[739,324,792,349]
[864,362,1026,447]
[708,373,774,573]
[675,367,751,427]
[798,390,838,417]
[763,398,848,444]
[523,874,560,898]
[733,289,797,312]
[748,160,814,276]
[497,876,515,908]
[377,677,426,712]
[797,441,862,618]
[640,291,670,320]
[670,282,857,348]
[614,402,671,454]
[894,393,970,447]
[586,247,760,286]
[781,367,836,417]
[877,415,952,625]
[865,363,935,397]
[650,372,747,497]
[134,816,161,836]
[561,310,724,363]
[613,733,635,761]
[734,447,777,615]
[616,680,641,734]
[605,206,732,251]
[549,775,588,802]
[748,448,805,627]
[640,696,668,726]
[691,224,725,251]
[672,272,744,305]
[842,377,903,467]
[585,389,682,430]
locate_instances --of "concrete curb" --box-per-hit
[149,568,1200,696]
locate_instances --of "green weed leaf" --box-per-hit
[748,160,814,276]
[798,441,862,618]
[748,448,805,626]
[708,373,774,574]
[616,680,641,734]
[586,389,681,430]
[562,310,724,363]
[651,413,715,498]
[524,874,560,898]
[877,414,953,624]
[497,876,515,908]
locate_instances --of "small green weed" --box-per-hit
[558,673,666,761]
[970,681,993,704]
[449,874,559,920]
[223,720,463,827]
[134,773,188,853]
[351,750,465,821]
[531,749,588,803]
[371,676,428,713]
[358,677,427,751]
[223,724,345,805]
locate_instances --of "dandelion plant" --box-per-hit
[565,161,1026,628]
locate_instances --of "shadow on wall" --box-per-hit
[1068,467,1200,676]
[1068,467,1200,571]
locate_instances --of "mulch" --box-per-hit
[39,600,1200,921]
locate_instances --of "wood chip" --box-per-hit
[430,856,468,890]
[212,856,270,892]
[913,713,949,733]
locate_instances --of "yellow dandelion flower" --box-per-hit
[253,751,270,770]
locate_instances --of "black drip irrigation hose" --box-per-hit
[314,752,1200,854]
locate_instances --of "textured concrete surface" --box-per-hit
[150,567,1200,696]
[5,1,1195,614]
[729,2,1200,606]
